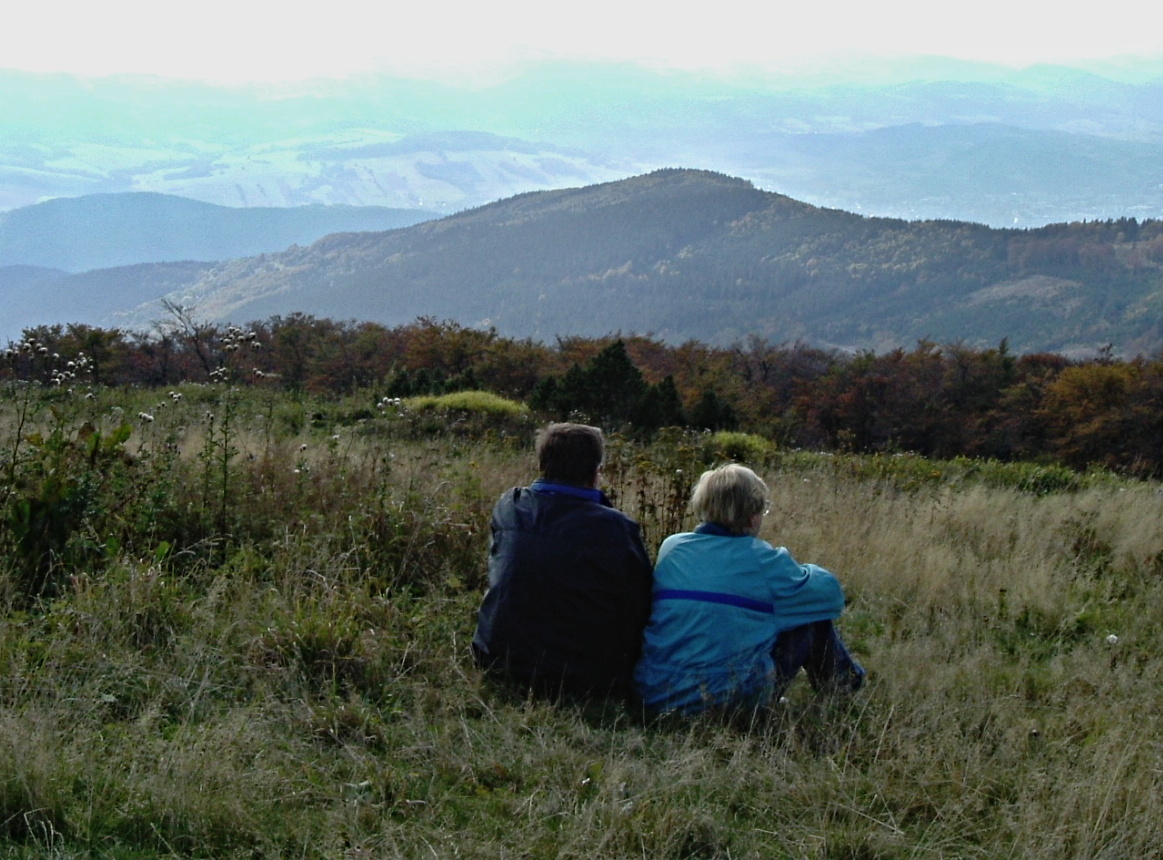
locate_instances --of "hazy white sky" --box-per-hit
[4,0,1162,84]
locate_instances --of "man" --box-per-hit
[472,423,653,699]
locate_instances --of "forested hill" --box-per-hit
[115,169,1163,356]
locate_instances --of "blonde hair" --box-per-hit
[690,464,768,535]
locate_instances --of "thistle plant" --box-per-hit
[196,386,241,548]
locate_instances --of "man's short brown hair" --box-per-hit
[536,423,604,486]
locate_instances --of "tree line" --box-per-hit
[5,313,1163,477]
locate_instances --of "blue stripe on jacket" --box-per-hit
[653,588,775,614]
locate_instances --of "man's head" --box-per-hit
[690,463,769,535]
[536,423,604,487]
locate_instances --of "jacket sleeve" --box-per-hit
[762,544,846,629]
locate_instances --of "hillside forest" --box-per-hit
[120,170,1163,356]
[6,314,1162,478]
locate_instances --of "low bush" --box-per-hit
[702,430,775,466]
[406,390,529,418]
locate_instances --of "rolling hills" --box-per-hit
[96,169,1163,357]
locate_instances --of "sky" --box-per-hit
[4,0,1163,85]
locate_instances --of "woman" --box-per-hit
[634,463,865,714]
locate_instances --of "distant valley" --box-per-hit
[5,57,1163,356]
[3,60,1162,227]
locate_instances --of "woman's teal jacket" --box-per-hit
[634,524,845,713]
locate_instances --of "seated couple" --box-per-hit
[472,422,865,714]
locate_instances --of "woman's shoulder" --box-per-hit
[741,537,804,571]
[657,530,696,553]
[656,531,780,565]
[748,536,789,555]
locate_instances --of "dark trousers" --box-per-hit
[771,620,865,697]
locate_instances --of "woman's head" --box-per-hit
[690,464,768,535]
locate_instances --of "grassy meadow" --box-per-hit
[3,383,1163,858]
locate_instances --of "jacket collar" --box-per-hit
[694,521,746,537]
[530,479,610,507]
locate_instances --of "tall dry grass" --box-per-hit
[2,386,1163,857]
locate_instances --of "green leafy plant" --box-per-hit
[4,415,133,601]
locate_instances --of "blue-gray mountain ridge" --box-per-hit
[0,193,434,272]
[88,169,1163,358]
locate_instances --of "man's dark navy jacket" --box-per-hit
[472,481,653,697]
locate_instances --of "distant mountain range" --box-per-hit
[0,193,434,272]
[0,193,436,339]
[18,169,1140,358]
[3,60,1162,227]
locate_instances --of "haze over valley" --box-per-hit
[4,60,1162,227]
[3,21,1162,355]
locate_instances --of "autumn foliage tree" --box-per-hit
[6,315,1163,476]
